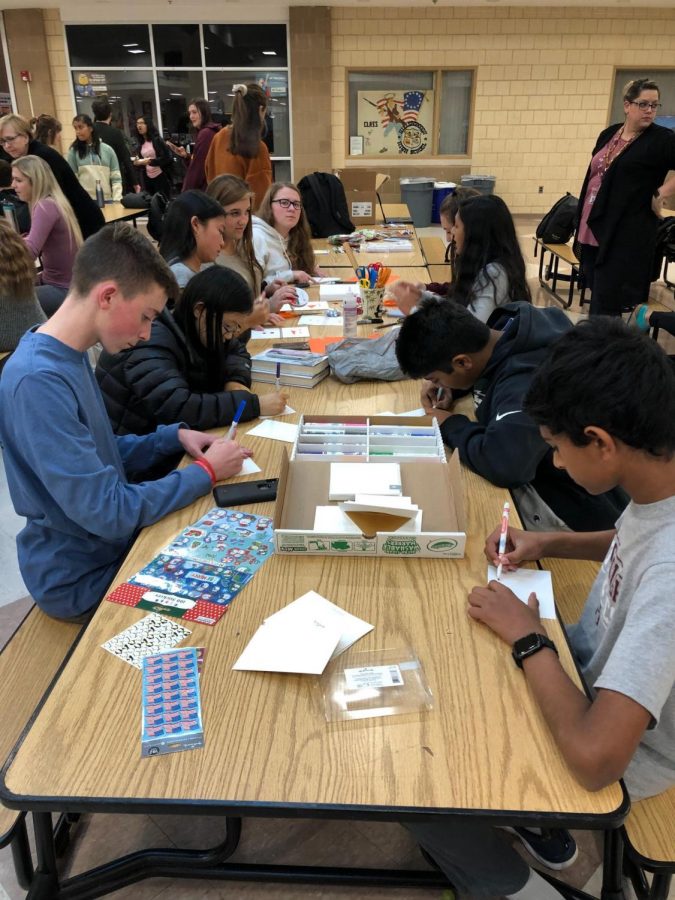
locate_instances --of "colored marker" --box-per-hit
[226,399,247,441]
[275,362,281,392]
[434,387,443,408]
[496,501,510,582]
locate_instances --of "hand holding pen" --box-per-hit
[495,502,510,581]
[226,399,247,441]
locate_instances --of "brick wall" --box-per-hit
[290,7,332,182]
[331,6,675,213]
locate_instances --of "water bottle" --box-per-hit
[2,201,19,231]
[343,294,358,338]
[95,179,105,209]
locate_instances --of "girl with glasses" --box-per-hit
[96,265,288,448]
[253,182,324,284]
[204,83,272,211]
[576,77,675,316]
[206,174,299,319]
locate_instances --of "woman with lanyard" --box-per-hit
[167,99,220,192]
[576,77,675,316]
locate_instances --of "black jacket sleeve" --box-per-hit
[439,376,549,488]
[151,135,174,172]
[121,339,260,432]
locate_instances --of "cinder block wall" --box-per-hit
[331,6,675,213]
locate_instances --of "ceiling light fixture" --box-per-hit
[262,51,277,56]
[128,49,146,54]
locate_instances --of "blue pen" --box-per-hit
[226,399,247,441]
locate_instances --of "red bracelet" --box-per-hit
[193,458,216,485]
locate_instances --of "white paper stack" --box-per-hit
[319,284,360,301]
[328,462,402,501]
[232,591,374,674]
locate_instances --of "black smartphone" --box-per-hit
[213,478,278,507]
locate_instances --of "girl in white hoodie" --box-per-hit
[252,182,323,284]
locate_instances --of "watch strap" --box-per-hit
[512,633,558,669]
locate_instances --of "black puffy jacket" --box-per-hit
[96,309,260,435]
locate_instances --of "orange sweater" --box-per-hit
[204,127,272,211]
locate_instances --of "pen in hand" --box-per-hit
[495,501,510,581]
[226,399,247,441]
[433,387,443,408]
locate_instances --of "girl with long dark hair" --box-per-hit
[158,190,226,289]
[204,83,272,210]
[132,116,173,197]
[167,98,220,192]
[67,114,122,202]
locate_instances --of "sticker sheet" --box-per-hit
[101,613,191,669]
[106,508,275,626]
[141,647,204,757]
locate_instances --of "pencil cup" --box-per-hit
[358,286,385,323]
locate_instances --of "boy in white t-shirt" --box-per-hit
[408,318,675,900]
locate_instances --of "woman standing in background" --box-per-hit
[204,84,272,210]
[67,114,122,202]
[576,77,675,315]
[167,99,220,192]
[133,116,173,198]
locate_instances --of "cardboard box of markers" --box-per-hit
[273,415,466,559]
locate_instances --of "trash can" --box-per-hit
[431,181,456,223]
[460,174,496,196]
[400,177,435,228]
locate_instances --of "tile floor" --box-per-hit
[1,215,674,899]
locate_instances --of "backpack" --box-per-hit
[536,193,578,245]
[298,172,355,238]
[146,192,169,242]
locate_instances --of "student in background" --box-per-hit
[407,318,675,900]
[132,116,173,198]
[389,194,531,322]
[96,265,288,447]
[91,96,138,197]
[158,189,226,290]
[11,155,83,316]
[0,113,104,239]
[31,114,62,150]
[0,223,251,622]
[206,174,297,314]
[395,296,627,532]
[167,99,220,192]
[253,182,324,284]
[67,114,123,202]
[0,220,46,352]
[204,84,272,210]
[0,159,30,233]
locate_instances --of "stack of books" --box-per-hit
[251,349,330,390]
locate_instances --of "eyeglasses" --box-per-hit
[0,135,22,147]
[222,208,251,220]
[630,100,662,111]
[272,198,302,210]
[222,320,244,338]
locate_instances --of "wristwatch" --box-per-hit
[511,633,558,669]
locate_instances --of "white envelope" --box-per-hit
[232,617,342,674]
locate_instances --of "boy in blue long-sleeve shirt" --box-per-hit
[0,223,251,620]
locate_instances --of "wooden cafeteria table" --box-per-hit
[0,325,627,899]
[102,202,149,226]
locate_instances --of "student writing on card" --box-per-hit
[395,296,626,531]
[0,224,252,622]
[406,318,675,900]
[96,265,288,458]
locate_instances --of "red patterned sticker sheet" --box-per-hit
[106,508,275,626]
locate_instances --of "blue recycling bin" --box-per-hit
[431,182,456,223]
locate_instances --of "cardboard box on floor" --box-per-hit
[273,448,466,558]
[338,171,390,226]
